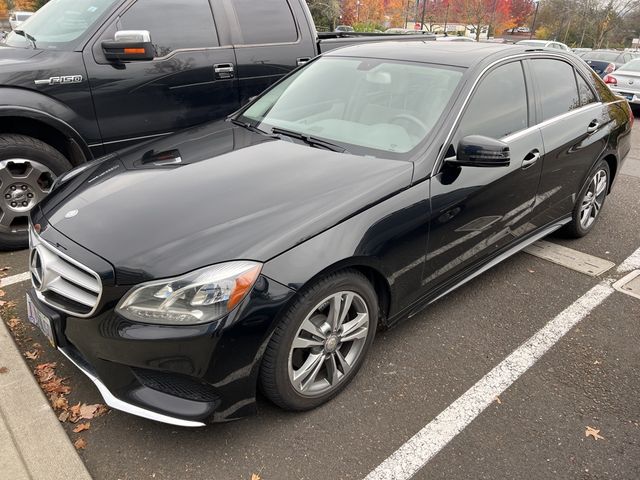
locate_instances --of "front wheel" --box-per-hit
[0,134,72,250]
[260,270,379,411]
[562,160,610,238]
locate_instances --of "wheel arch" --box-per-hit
[601,153,618,193]
[0,106,92,166]
[279,257,393,327]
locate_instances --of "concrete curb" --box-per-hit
[0,318,92,480]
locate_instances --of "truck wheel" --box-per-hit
[0,134,72,250]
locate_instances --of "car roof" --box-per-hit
[325,41,533,68]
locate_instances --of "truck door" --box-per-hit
[84,0,240,153]
[223,0,318,105]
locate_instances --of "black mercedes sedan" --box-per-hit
[26,42,631,427]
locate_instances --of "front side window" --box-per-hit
[119,0,218,57]
[457,61,528,140]
[232,0,298,45]
[531,59,581,121]
[241,57,463,157]
[2,0,119,50]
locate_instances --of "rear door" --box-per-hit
[527,58,610,223]
[223,0,317,105]
[425,60,544,288]
[84,0,240,153]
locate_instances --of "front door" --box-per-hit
[84,0,240,153]
[424,60,544,289]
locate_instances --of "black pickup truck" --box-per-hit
[0,0,433,249]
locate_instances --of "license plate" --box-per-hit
[26,295,56,348]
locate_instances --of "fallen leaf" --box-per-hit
[0,289,5,297]
[58,411,70,423]
[251,474,262,480]
[24,350,39,360]
[585,426,605,441]
[79,403,108,420]
[593,360,601,365]
[73,438,87,450]
[7,318,20,329]
[0,367,8,374]
[50,395,69,411]
[495,396,502,404]
[527,269,535,273]
[73,422,91,433]
[0,301,6,308]
[0,266,11,272]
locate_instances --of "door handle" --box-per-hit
[521,149,540,170]
[587,120,600,134]
[214,63,234,79]
[297,57,311,67]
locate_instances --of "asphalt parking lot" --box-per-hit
[2,122,639,480]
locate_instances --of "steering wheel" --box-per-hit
[389,113,428,137]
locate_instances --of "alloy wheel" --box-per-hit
[288,291,370,396]
[579,169,608,230]
[0,159,56,234]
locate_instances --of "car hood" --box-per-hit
[0,45,42,65]
[40,122,414,283]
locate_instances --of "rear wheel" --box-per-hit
[260,270,379,411]
[0,134,72,250]
[562,160,610,238]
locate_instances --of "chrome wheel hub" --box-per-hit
[0,159,56,234]
[288,291,370,396]
[579,169,608,230]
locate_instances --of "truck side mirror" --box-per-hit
[102,30,154,62]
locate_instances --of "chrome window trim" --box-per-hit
[29,229,103,318]
[502,102,603,143]
[431,52,601,177]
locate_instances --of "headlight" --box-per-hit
[116,261,262,325]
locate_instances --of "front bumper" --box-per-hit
[28,273,295,426]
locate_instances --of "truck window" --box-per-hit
[231,0,298,45]
[119,0,218,57]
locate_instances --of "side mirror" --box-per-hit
[102,30,154,62]
[447,135,510,167]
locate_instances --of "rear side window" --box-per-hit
[119,0,218,57]
[232,0,298,45]
[577,74,597,105]
[531,59,581,121]
[457,61,528,139]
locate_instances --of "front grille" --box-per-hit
[132,368,221,403]
[29,231,102,317]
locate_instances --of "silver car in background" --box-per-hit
[9,11,33,30]
[603,58,640,107]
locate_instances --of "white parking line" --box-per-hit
[364,246,640,480]
[0,272,31,288]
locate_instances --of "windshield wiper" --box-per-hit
[13,29,37,49]
[229,118,276,137]
[271,127,349,153]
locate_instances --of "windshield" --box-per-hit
[620,59,640,72]
[585,52,620,62]
[240,57,463,158]
[516,40,546,47]
[3,0,119,50]
[17,13,32,21]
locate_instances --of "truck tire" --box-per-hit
[0,134,72,250]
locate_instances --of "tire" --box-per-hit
[260,270,379,411]
[561,159,610,239]
[0,134,72,250]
